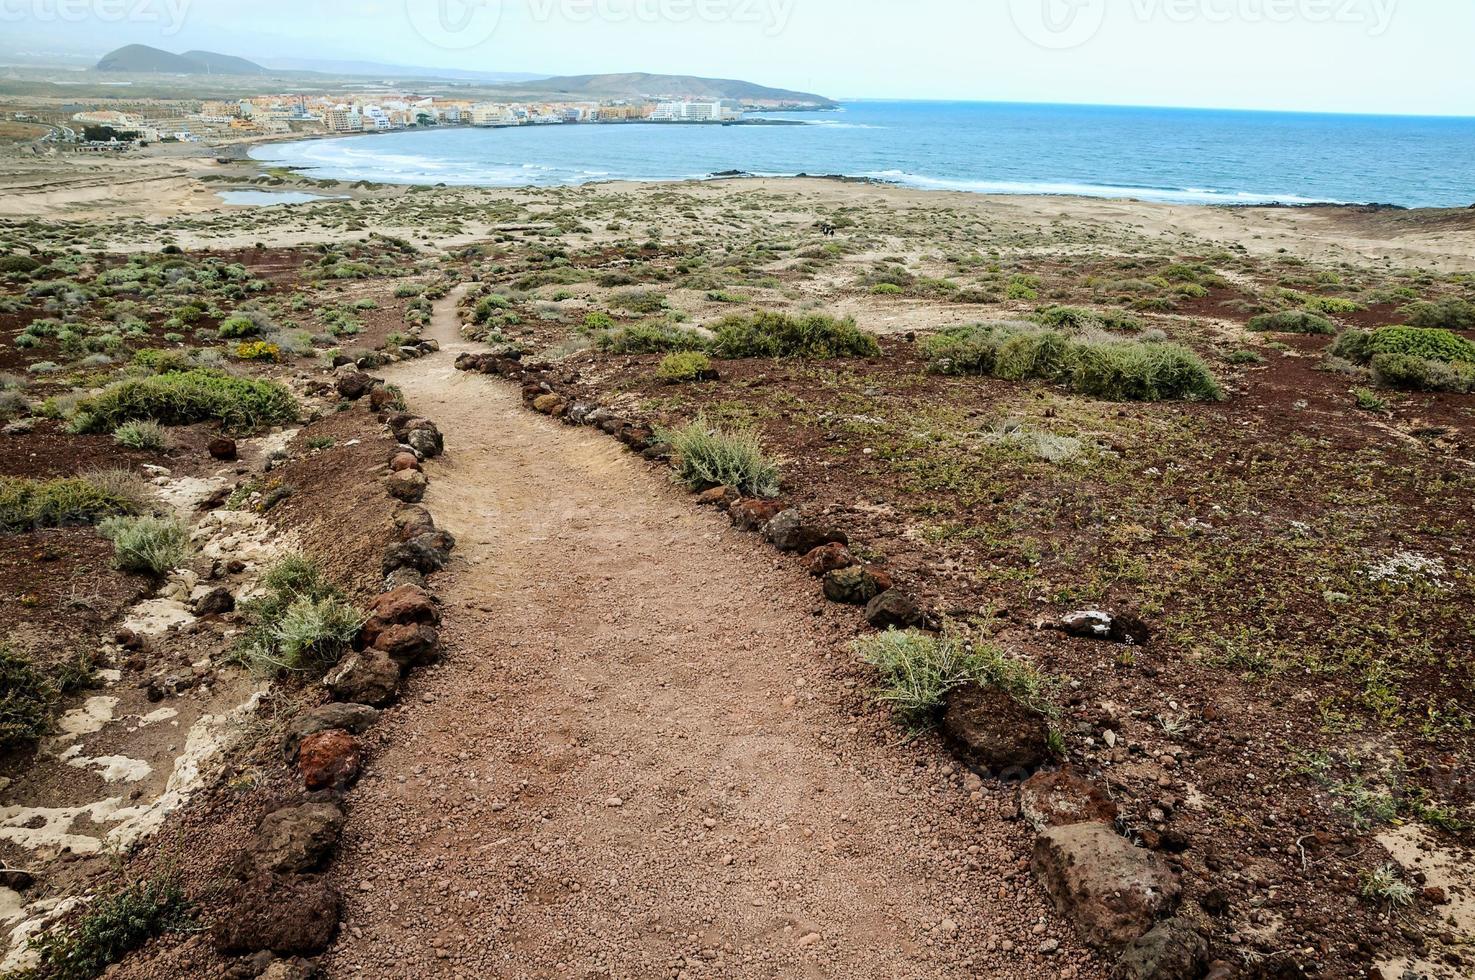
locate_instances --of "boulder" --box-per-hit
[382,531,453,576]
[368,386,400,412]
[324,650,401,707]
[386,470,427,503]
[214,872,341,956]
[281,704,379,762]
[865,590,926,630]
[383,567,426,591]
[696,486,739,509]
[389,452,420,473]
[1056,610,1151,646]
[361,585,439,641]
[765,509,849,553]
[1031,823,1182,950]
[248,802,344,875]
[940,683,1050,774]
[800,542,854,576]
[532,393,565,416]
[1018,768,1119,832]
[822,566,892,605]
[370,622,439,666]
[392,505,435,540]
[729,499,786,532]
[296,730,362,791]
[404,427,443,459]
[1110,918,1210,980]
[194,587,235,617]
[335,372,375,401]
[208,437,238,461]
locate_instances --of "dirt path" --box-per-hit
[320,289,1098,979]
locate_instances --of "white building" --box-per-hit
[649,100,741,122]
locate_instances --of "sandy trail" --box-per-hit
[319,289,1096,978]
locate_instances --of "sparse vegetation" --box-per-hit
[663,417,780,498]
[710,311,880,359]
[924,322,1223,402]
[1248,310,1337,334]
[111,420,170,451]
[656,351,715,382]
[1358,864,1415,911]
[854,630,1050,729]
[235,555,364,674]
[0,474,143,532]
[20,873,193,980]
[97,515,188,575]
[70,369,298,433]
[595,321,708,354]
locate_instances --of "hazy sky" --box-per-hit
[5,0,1473,115]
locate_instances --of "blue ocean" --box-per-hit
[251,100,1475,208]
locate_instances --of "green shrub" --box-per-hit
[611,290,669,315]
[596,322,708,354]
[0,254,41,276]
[473,293,512,322]
[0,646,56,748]
[923,322,1223,402]
[710,311,880,359]
[111,420,169,451]
[71,370,298,433]
[1304,296,1364,315]
[1353,387,1388,411]
[1369,353,1475,393]
[1248,310,1336,334]
[98,515,188,575]
[1400,297,1475,330]
[24,873,192,980]
[236,555,364,674]
[854,630,1050,729]
[1366,326,1475,363]
[872,282,903,296]
[1072,341,1225,402]
[656,351,715,382]
[1034,305,1141,333]
[0,475,142,532]
[132,348,193,374]
[663,417,780,497]
[217,315,260,339]
[582,311,617,332]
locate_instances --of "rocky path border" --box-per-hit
[453,322,1224,978]
[205,381,459,979]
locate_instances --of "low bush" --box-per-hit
[1365,326,1475,363]
[0,646,56,748]
[217,314,260,339]
[236,555,364,674]
[611,290,669,315]
[1400,297,1475,330]
[234,340,282,362]
[710,311,880,359]
[24,873,192,980]
[595,322,708,354]
[924,322,1223,402]
[98,515,188,575]
[663,417,780,498]
[656,351,714,382]
[132,348,193,374]
[71,369,298,433]
[0,474,143,532]
[1248,310,1336,334]
[1033,305,1141,333]
[112,420,169,451]
[1369,353,1475,393]
[854,630,1051,729]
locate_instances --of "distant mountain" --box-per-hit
[258,56,546,84]
[497,72,834,105]
[96,44,265,74]
[181,50,267,75]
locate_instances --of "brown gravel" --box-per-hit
[318,292,1104,979]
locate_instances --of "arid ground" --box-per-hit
[0,142,1471,980]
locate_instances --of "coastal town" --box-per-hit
[17,92,769,149]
